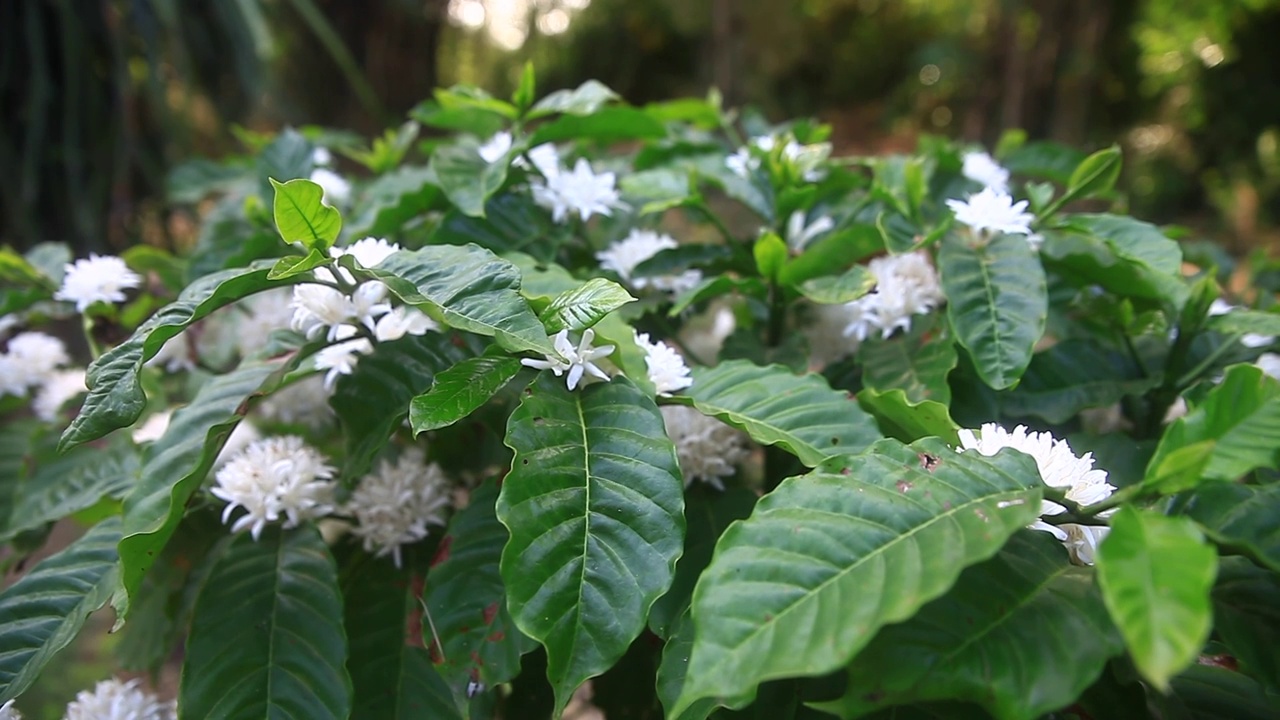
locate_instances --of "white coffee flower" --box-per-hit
[212,435,336,540]
[145,331,196,373]
[1,331,70,396]
[661,405,750,490]
[0,698,20,720]
[346,448,451,567]
[525,142,562,178]
[290,284,356,341]
[725,146,757,178]
[521,328,614,391]
[309,167,351,206]
[479,131,514,163]
[961,150,1010,192]
[596,229,701,294]
[231,289,294,357]
[256,375,334,429]
[785,211,835,252]
[312,146,333,167]
[315,336,374,390]
[374,306,438,342]
[33,368,86,422]
[54,254,142,312]
[635,332,693,395]
[1258,352,1280,380]
[327,238,402,286]
[837,251,944,343]
[1208,299,1275,348]
[532,158,623,223]
[349,282,393,331]
[63,678,175,720]
[946,187,1034,237]
[957,423,1115,565]
[132,410,172,444]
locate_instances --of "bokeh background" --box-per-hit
[5,0,1280,258]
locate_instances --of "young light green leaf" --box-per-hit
[1063,146,1122,205]
[267,248,329,280]
[673,360,882,467]
[538,278,636,333]
[1096,506,1218,692]
[817,531,1123,720]
[794,265,876,305]
[181,526,352,719]
[672,438,1044,716]
[513,61,537,112]
[1143,364,1280,492]
[753,232,788,282]
[410,356,524,435]
[1176,482,1280,572]
[497,375,685,715]
[0,516,122,703]
[940,233,1047,390]
[856,388,961,445]
[269,177,342,251]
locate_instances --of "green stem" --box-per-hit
[1174,333,1242,389]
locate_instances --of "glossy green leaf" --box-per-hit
[425,479,535,703]
[410,356,523,435]
[269,177,342,251]
[1176,482,1280,572]
[267,248,329,280]
[1206,308,1280,338]
[1040,215,1187,306]
[939,233,1047,390]
[779,225,883,288]
[998,339,1155,424]
[795,266,876,305]
[859,314,957,404]
[530,106,666,145]
[357,245,555,354]
[181,525,351,719]
[332,333,466,481]
[1096,506,1218,691]
[497,375,685,714]
[433,194,562,263]
[1,443,137,543]
[1144,364,1280,491]
[538,278,636,333]
[818,531,1123,720]
[674,438,1044,715]
[117,358,292,616]
[429,140,510,217]
[0,517,122,703]
[530,79,619,117]
[343,550,462,720]
[674,360,883,467]
[59,260,286,450]
[658,611,719,720]
[856,388,960,445]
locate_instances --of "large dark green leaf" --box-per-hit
[0,517,122,703]
[117,358,293,616]
[939,234,1047,390]
[999,339,1156,424]
[358,245,554,354]
[1,442,137,542]
[331,333,466,482]
[1144,364,1280,491]
[1212,557,1280,692]
[859,314,957,405]
[497,375,685,714]
[673,438,1044,715]
[347,165,440,238]
[343,549,461,720]
[59,260,287,450]
[181,525,351,719]
[674,360,882,467]
[432,194,562,263]
[1175,482,1280,572]
[409,356,524,435]
[1163,664,1280,720]
[1040,214,1187,306]
[428,141,509,217]
[818,531,1123,720]
[425,479,535,704]
[657,611,719,720]
[1095,507,1218,691]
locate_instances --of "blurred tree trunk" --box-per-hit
[710,0,740,106]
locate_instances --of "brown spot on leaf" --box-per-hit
[483,601,500,625]
[918,453,940,472]
[429,536,453,568]
[896,479,913,493]
[486,631,506,642]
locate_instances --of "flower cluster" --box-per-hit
[212,435,337,540]
[521,328,615,391]
[345,447,452,567]
[54,254,143,312]
[635,331,693,395]
[958,423,1115,565]
[309,147,351,206]
[839,251,945,343]
[529,144,624,223]
[946,187,1036,243]
[63,677,175,720]
[785,210,835,252]
[0,331,70,398]
[726,134,830,182]
[596,229,702,295]
[961,150,1010,192]
[660,405,751,490]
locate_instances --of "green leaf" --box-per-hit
[513,61,537,112]
[817,531,1123,720]
[433,193,562,263]
[497,375,685,714]
[859,314,957,405]
[59,261,287,450]
[1096,506,1218,691]
[117,358,293,616]
[538,278,636,333]
[754,232,789,282]
[425,479,536,703]
[669,276,768,318]
[410,356,523,435]
[358,245,555,354]
[1143,364,1280,491]
[619,168,695,215]
[1,443,137,543]
[181,525,351,718]
[269,177,342,251]
[267,248,329,280]
[1041,215,1187,306]
[856,388,960,445]
[1176,482,1280,572]
[429,140,510,217]
[674,360,883,467]
[1063,146,1122,204]
[673,438,1044,715]
[1163,663,1280,719]
[658,611,719,720]
[343,549,462,720]
[0,516,122,703]
[1206,308,1280,339]
[331,333,467,481]
[1212,557,1280,692]
[1002,141,1086,185]
[347,165,441,238]
[530,106,666,145]
[998,339,1155,424]
[939,233,1047,390]
[795,265,876,305]
[778,225,883,288]
[530,79,619,117]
